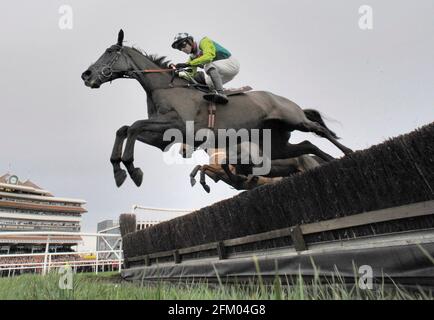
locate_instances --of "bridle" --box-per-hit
[97,46,123,81]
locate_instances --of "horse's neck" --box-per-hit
[124,48,169,115]
[127,48,170,94]
[124,47,192,117]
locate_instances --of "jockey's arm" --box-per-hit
[178,60,198,81]
[188,37,216,67]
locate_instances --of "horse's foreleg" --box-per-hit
[121,118,178,187]
[110,125,129,187]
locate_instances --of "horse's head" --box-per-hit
[82,29,131,88]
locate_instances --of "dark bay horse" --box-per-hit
[81,30,353,187]
[189,152,322,192]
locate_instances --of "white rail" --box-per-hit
[0,231,122,276]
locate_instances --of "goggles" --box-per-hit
[177,40,189,50]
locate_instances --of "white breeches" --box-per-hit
[204,56,240,88]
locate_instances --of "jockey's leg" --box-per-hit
[203,57,240,104]
[204,66,228,104]
[214,56,240,83]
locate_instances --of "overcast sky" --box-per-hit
[1,0,433,237]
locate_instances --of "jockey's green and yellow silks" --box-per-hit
[188,37,231,67]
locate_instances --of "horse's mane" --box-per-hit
[131,46,172,69]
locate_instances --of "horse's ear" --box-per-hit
[117,29,124,46]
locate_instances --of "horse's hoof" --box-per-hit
[190,178,196,187]
[343,147,354,155]
[201,184,211,193]
[131,168,143,187]
[114,169,127,187]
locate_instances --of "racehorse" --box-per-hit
[81,30,353,187]
[188,148,322,192]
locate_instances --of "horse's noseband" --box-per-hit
[98,47,123,80]
[101,65,113,78]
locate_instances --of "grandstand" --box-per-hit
[0,174,91,276]
[0,174,86,254]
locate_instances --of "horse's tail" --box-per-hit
[303,109,339,139]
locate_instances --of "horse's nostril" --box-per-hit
[81,70,92,80]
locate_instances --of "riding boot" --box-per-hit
[204,68,229,104]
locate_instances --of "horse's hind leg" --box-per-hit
[264,158,302,177]
[277,141,335,162]
[300,120,353,155]
[199,167,211,193]
[190,165,201,186]
[110,125,129,187]
[263,155,320,177]
[199,165,250,192]
[199,165,226,193]
[190,164,220,189]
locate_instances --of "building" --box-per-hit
[96,217,161,258]
[96,219,121,260]
[0,173,86,254]
[96,206,194,256]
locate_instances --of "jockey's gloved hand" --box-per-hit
[175,63,190,69]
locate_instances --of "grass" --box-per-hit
[0,270,432,300]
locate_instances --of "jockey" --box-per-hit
[171,32,240,104]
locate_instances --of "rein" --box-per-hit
[126,67,209,91]
[133,68,174,73]
[126,68,207,90]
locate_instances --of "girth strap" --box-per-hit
[207,102,217,129]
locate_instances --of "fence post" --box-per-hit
[42,236,51,276]
[118,249,122,273]
[96,251,99,275]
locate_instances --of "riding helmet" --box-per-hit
[171,32,194,49]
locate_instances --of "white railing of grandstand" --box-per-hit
[0,231,122,276]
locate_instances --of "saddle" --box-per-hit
[205,86,253,129]
[179,72,252,129]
